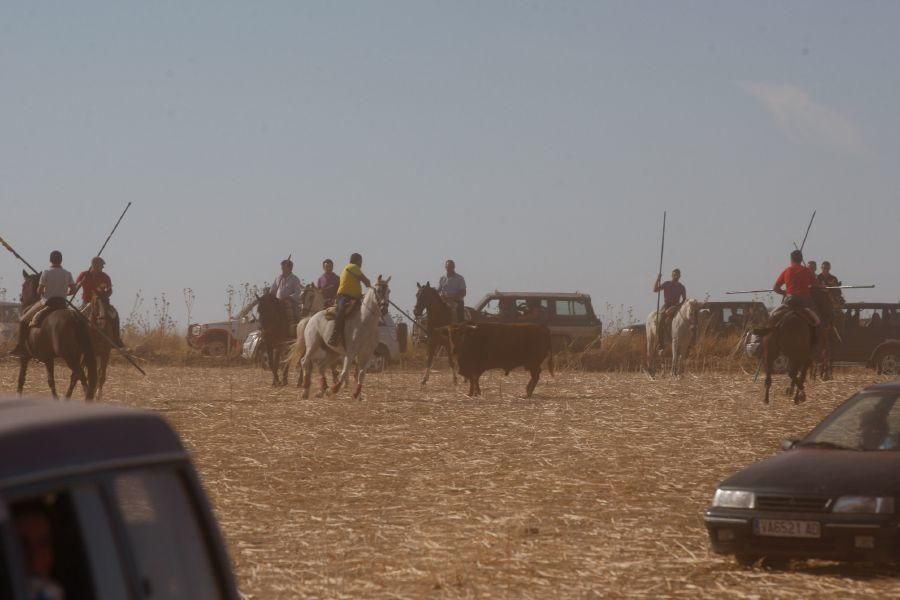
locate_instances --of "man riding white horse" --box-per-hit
[437,259,466,323]
[328,253,372,347]
[652,268,686,350]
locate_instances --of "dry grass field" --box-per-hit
[2,359,900,598]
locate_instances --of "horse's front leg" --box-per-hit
[332,355,351,394]
[447,343,459,386]
[794,363,809,405]
[421,341,435,385]
[45,360,58,400]
[352,362,367,400]
[65,371,79,399]
[17,357,29,396]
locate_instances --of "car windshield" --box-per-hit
[801,392,900,451]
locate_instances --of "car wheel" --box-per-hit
[551,336,572,353]
[368,346,388,373]
[878,350,900,375]
[204,339,228,357]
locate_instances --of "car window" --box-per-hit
[804,393,900,451]
[554,299,587,317]
[113,469,221,600]
[10,487,116,600]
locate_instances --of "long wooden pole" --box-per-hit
[654,211,667,343]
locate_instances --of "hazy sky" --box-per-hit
[2,2,898,327]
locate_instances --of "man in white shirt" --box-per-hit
[271,259,303,324]
[12,250,76,358]
[437,259,467,322]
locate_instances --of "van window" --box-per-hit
[11,489,113,600]
[113,469,221,600]
[555,299,587,317]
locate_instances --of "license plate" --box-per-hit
[754,519,821,539]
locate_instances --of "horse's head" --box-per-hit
[20,270,40,308]
[298,283,319,317]
[373,275,391,316]
[256,292,284,329]
[413,281,438,317]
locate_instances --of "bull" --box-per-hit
[443,322,554,398]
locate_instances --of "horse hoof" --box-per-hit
[794,393,807,405]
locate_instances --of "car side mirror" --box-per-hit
[781,438,799,451]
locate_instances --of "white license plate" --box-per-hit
[754,519,821,539]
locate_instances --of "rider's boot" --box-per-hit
[328,314,343,347]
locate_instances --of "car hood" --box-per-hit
[720,449,900,496]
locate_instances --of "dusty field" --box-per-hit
[2,360,900,598]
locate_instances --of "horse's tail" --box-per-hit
[286,317,311,368]
[75,316,98,400]
[547,342,555,377]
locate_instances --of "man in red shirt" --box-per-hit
[76,257,123,347]
[772,250,820,326]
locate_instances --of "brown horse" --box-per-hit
[72,289,115,399]
[811,295,842,382]
[17,271,97,400]
[413,282,458,386]
[761,292,830,405]
[256,292,291,386]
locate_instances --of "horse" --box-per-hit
[670,299,704,376]
[413,282,458,386]
[298,283,326,319]
[645,299,702,376]
[810,292,841,382]
[17,271,97,400]
[69,289,115,399]
[290,275,391,400]
[256,292,292,386]
[760,292,830,405]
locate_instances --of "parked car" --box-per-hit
[0,397,239,598]
[0,301,19,349]
[834,303,900,366]
[869,339,900,375]
[705,381,900,566]
[242,313,407,372]
[468,292,602,351]
[188,306,259,356]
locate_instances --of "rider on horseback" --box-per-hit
[653,268,686,349]
[76,257,124,347]
[11,251,75,358]
[758,250,822,347]
[328,253,371,347]
[437,259,466,322]
[818,260,845,305]
[317,258,340,308]
[271,258,303,329]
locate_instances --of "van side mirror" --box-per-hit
[781,438,799,451]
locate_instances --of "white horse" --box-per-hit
[289,276,391,400]
[646,299,703,376]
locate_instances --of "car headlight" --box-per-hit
[832,496,895,514]
[712,489,755,509]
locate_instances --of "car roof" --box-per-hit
[479,292,591,300]
[844,303,900,309]
[0,398,186,488]
[862,381,900,393]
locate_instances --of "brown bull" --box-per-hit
[444,322,554,398]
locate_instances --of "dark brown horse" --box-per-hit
[413,282,458,386]
[761,292,830,405]
[256,292,291,386]
[75,289,115,399]
[17,271,97,400]
[810,293,842,382]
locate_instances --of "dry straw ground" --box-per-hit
[2,360,900,598]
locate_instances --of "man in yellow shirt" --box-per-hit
[328,252,372,346]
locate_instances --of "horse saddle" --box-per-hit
[323,298,360,321]
[31,298,68,328]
